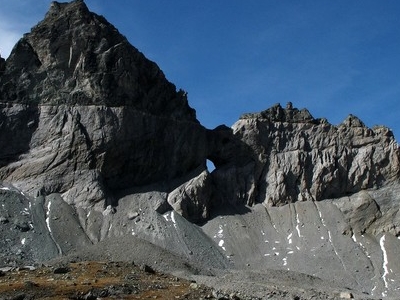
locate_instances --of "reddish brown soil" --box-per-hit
[0,261,214,299]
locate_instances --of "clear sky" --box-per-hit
[1,1,399,140]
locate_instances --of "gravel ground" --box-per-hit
[0,230,386,300]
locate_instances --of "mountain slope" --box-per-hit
[1,1,400,299]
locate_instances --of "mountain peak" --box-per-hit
[47,0,89,18]
[1,0,196,121]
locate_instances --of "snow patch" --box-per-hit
[163,213,170,222]
[0,187,10,191]
[380,234,389,294]
[214,225,226,251]
[218,240,226,251]
[287,233,293,244]
[21,238,26,245]
[352,234,357,243]
[46,201,52,233]
[295,213,302,237]
[170,211,178,229]
[214,225,224,239]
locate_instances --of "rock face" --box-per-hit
[1,1,400,298]
[0,54,5,74]
[0,0,207,208]
[213,102,400,208]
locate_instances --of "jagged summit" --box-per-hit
[241,102,315,123]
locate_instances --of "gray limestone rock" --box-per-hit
[214,103,400,207]
[0,0,207,208]
[168,169,212,223]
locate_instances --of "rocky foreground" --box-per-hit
[0,260,356,300]
[0,261,220,300]
[1,1,400,299]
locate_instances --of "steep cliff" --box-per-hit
[213,102,399,208]
[0,0,207,208]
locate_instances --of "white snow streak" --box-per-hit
[21,238,26,245]
[46,201,52,233]
[352,234,357,243]
[0,187,10,191]
[295,213,302,237]
[68,46,73,68]
[171,211,177,229]
[287,232,293,244]
[380,234,389,296]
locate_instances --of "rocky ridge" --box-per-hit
[1,1,400,299]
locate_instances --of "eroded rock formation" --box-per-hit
[213,102,399,208]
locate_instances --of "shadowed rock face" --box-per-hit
[1,2,400,297]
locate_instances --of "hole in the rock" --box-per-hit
[206,159,215,172]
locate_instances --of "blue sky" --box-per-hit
[1,1,399,140]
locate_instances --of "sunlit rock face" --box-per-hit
[213,102,399,208]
